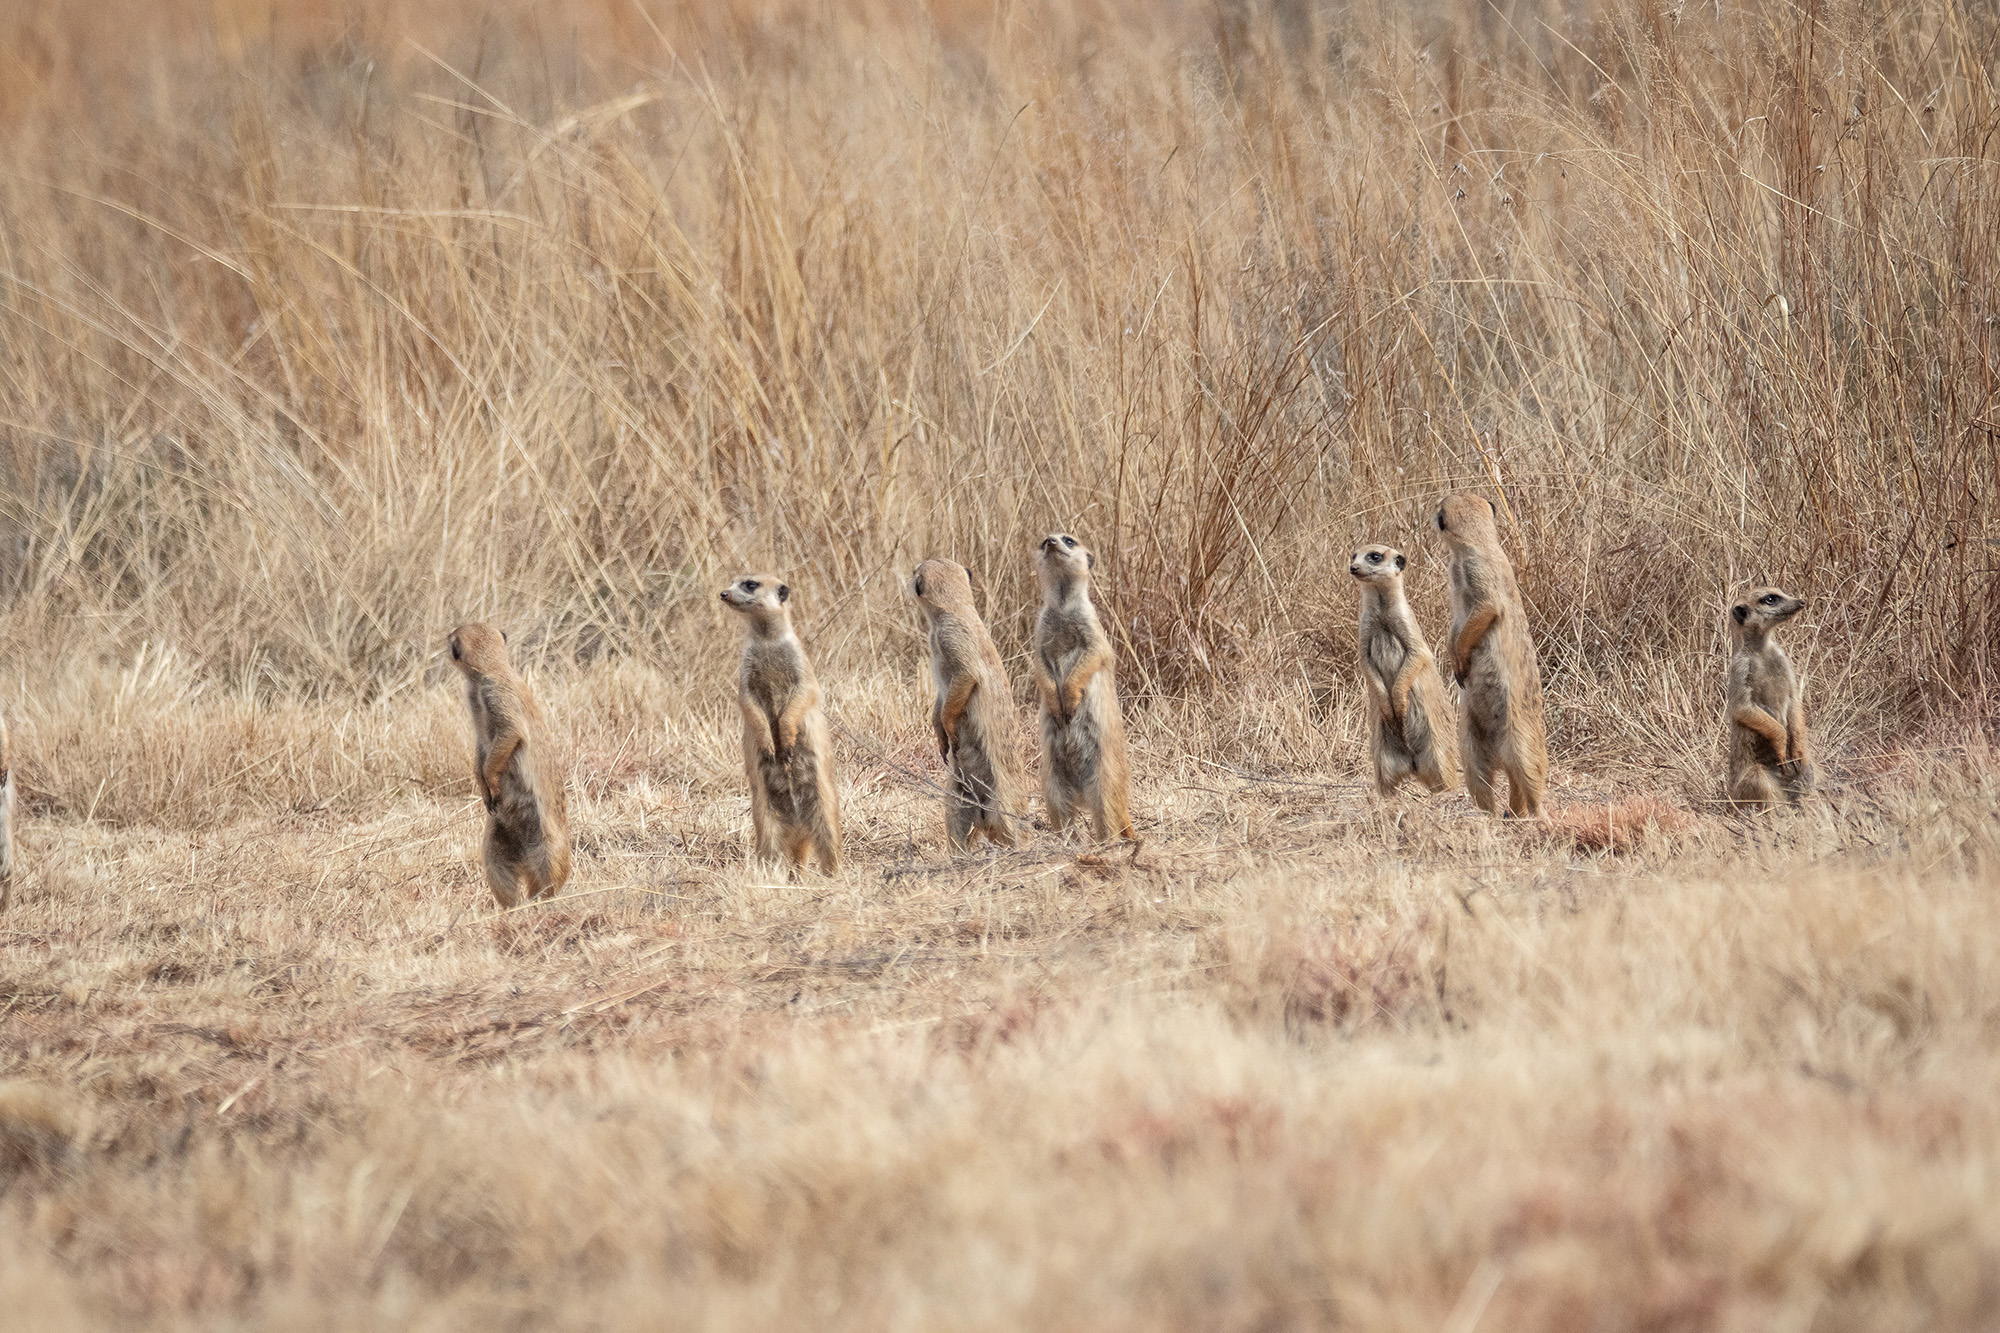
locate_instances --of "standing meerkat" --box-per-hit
[448,623,572,908]
[721,574,842,874]
[1726,586,1814,808]
[1434,493,1548,817]
[1032,533,1134,841]
[1350,543,1459,797]
[911,558,1029,850]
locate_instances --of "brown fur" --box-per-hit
[448,623,572,907]
[1350,544,1459,796]
[1726,586,1814,808]
[722,574,842,873]
[911,559,1029,850]
[1031,533,1133,841]
[1434,493,1548,817]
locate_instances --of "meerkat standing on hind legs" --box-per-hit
[448,624,572,908]
[1350,544,1459,797]
[1726,586,1814,809]
[721,574,843,874]
[1032,533,1135,843]
[1434,493,1548,817]
[911,559,1029,850]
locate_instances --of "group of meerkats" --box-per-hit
[442,490,1816,908]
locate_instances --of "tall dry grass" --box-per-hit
[2,1,2000,1328]
[0,0,1993,768]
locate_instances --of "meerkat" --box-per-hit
[447,623,572,908]
[1032,533,1134,842]
[911,559,1029,850]
[721,574,842,874]
[0,704,14,911]
[1726,586,1814,808]
[1350,544,1459,797]
[1434,493,1548,817]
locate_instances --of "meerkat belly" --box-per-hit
[1366,632,1406,701]
[1463,647,1510,733]
[1043,671,1107,775]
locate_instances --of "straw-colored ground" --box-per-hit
[1,0,1997,1328]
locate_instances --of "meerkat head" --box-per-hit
[1349,544,1407,586]
[910,558,977,620]
[720,573,793,635]
[447,622,510,677]
[1036,533,1095,599]
[1730,586,1806,640]
[1433,492,1500,547]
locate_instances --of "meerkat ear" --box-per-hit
[1086,550,1096,570]
[912,574,925,597]
[1487,497,1497,516]
[1731,605,1748,625]
[1435,508,1447,531]
[499,629,508,644]
[777,584,790,603]
[450,639,462,661]
[1395,553,1406,572]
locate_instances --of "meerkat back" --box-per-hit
[912,558,1028,849]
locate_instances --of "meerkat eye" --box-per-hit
[1762,594,1780,605]
[1062,536,1077,548]
[1366,551,1383,564]
[743,580,759,593]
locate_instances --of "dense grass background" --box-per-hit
[1,0,1993,770]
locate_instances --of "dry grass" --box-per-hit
[1,0,1998,1327]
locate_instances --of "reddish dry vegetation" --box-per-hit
[0,0,1998,1327]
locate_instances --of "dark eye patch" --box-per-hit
[1062,536,1077,548]
[744,580,760,593]
[1366,551,1383,564]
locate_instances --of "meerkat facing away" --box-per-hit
[911,559,1029,850]
[1434,493,1548,817]
[1032,533,1134,842]
[1350,543,1459,797]
[721,574,842,874]
[448,623,571,908]
[1726,586,1814,808]
[0,705,14,911]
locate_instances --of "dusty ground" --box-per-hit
[1,664,1996,1329]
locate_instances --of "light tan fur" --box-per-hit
[1031,533,1134,841]
[1350,544,1459,797]
[911,559,1029,850]
[0,704,14,911]
[448,623,571,907]
[722,574,842,874]
[1726,586,1814,808]
[1434,493,1548,817]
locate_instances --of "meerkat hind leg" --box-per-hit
[1506,763,1543,819]
[1730,768,1782,810]
[483,847,526,910]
